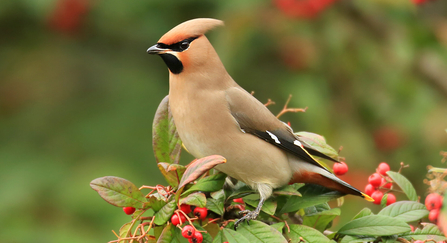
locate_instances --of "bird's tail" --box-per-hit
[289,159,374,202]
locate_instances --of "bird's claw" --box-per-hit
[234,210,259,230]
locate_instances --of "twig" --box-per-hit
[397,162,409,174]
[276,95,307,118]
[264,99,276,107]
[270,214,290,233]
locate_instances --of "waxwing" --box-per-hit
[147,18,373,228]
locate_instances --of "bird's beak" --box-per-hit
[147,44,167,55]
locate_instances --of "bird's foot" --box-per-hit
[234,210,259,230]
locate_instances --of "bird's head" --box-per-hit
[147,18,224,75]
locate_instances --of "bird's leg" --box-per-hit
[234,196,266,230]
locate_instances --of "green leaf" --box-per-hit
[337,215,410,236]
[302,208,341,232]
[148,193,167,212]
[152,95,182,164]
[401,223,447,241]
[119,222,132,241]
[352,208,372,220]
[225,182,254,201]
[381,193,388,208]
[157,223,179,243]
[270,222,285,233]
[206,197,225,215]
[288,224,331,243]
[303,203,331,215]
[378,201,429,223]
[381,235,398,243]
[179,192,207,208]
[154,200,176,226]
[428,167,447,173]
[90,176,147,208]
[279,184,344,214]
[244,198,277,215]
[212,231,224,243]
[157,163,186,187]
[273,184,303,196]
[178,155,226,190]
[183,172,227,195]
[295,131,339,161]
[236,220,287,243]
[222,228,250,243]
[386,171,418,201]
[340,235,376,243]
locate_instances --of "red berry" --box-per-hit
[181,225,196,239]
[412,0,427,4]
[123,207,136,215]
[368,173,382,188]
[193,207,208,220]
[180,204,192,214]
[410,225,415,232]
[171,213,187,226]
[381,177,392,189]
[386,193,396,206]
[188,231,203,243]
[371,190,384,205]
[377,162,390,176]
[333,162,348,176]
[365,184,376,196]
[425,193,443,211]
[429,209,440,223]
[414,241,424,243]
[233,198,244,204]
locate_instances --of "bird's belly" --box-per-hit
[177,121,292,189]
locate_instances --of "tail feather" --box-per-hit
[289,158,373,202]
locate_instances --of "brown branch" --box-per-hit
[276,95,307,118]
[264,99,276,107]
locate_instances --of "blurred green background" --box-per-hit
[1,0,447,242]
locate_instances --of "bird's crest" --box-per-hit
[158,18,224,45]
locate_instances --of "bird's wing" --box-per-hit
[225,86,330,172]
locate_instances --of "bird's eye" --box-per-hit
[180,41,190,50]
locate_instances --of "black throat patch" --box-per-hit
[159,54,183,74]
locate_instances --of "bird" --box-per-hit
[147,18,374,228]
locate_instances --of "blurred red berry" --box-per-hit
[365,184,376,196]
[233,198,244,204]
[373,126,403,152]
[371,190,384,205]
[386,193,396,206]
[48,0,89,34]
[414,241,424,243]
[171,213,187,226]
[287,121,291,127]
[368,173,382,188]
[425,193,443,211]
[410,225,415,232]
[429,209,440,223]
[180,204,192,214]
[123,207,136,215]
[333,162,348,176]
[412,0,427,4]
[181,225,195,239]
[189,231,203,243]
[273,0,336,19]
[377,162,390,176]
[193,207,208,220]
[381,177,393,189]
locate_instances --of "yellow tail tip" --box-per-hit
[361,193,374,202]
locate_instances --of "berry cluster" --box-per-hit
[170,205,209,243]
[425,193,443,223]
[364,162,396,205]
